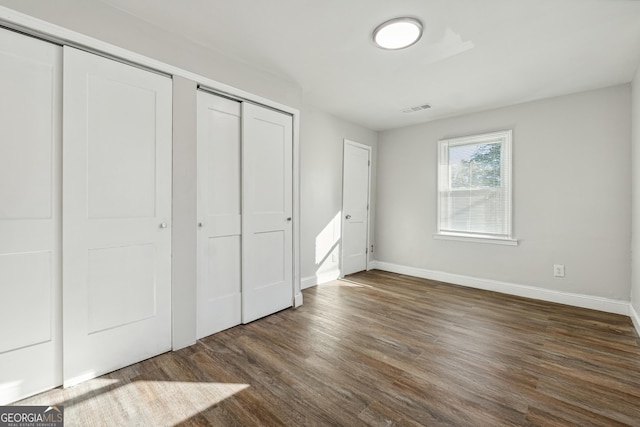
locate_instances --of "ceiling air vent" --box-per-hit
[402,104,431,113]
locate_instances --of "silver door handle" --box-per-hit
[159,223,168,229]
[345,214,351,220]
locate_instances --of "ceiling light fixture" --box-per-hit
[373,17,423,50]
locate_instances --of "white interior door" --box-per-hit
[0,29,62,405]
[342,140,371,276]
[62,47,172,387]
[242,103,293,323]
[196,92,242,338]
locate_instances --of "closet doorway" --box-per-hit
[0,31,173,402]
[196,91,294,338]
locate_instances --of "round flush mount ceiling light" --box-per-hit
[373,17,423,50]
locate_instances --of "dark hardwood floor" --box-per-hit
[18,270,640,426]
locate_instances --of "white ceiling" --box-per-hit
[99,0,640,131]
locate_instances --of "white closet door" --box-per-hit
[62,47,172,387]
[196,92,242,338]
[242,103,293,323]
[342,140,371,275]
[0,29,62,405]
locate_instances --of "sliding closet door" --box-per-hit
[0,30,62,405]
[196,92,242,338]
[242,103,293,323]
[63,47,172,386]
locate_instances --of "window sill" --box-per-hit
[433,233,518,246]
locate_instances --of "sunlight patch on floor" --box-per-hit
[19,380,249,425]
[81,381,249,425]
[319,278,373,288]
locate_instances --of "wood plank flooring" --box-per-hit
[17,270,640,426]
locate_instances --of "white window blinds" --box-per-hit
[437,130,513,240]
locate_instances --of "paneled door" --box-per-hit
[0,29,62,405]
[196,92,242,338]
[242,103,293,323]
[62,47,172,386]
[342,140,371,276]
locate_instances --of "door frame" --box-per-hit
[341,139,372,277]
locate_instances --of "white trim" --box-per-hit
[368,260,380,270]
[437,129,513,240]
[301,269,342,289]
[292,110,302,306]
[630,304,640,337]
[301,276,317,290]
[433,233,518,246]
[373,261,630,315]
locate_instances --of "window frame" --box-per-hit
[435,130,517,245]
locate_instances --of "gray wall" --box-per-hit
[376,85,632,301]
[632,66,640,314]
[171,76,197,349]
[300,104,378,285]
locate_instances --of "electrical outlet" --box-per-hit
[554,264,565,278]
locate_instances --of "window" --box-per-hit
[436,130,516,245]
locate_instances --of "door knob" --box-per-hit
[198,222,204,227]
[345,214,352,220]
[286,217,292,222]
[159,223,168,229]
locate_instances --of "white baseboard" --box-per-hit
[372,261,630,316]
[301,276,316,290]
[630,304,640,337]
[301,269,341,290]
[294,292,304,307]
